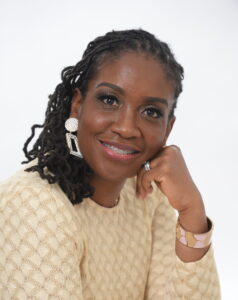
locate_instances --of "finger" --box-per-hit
[136,164,147,198]
[155,144,168,156]
[169,144,180,151]
[136,161,157,198]
[141,166,162,195]
[137,157,163,198]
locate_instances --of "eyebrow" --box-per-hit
[97,82,125,95]
[143,97,168,107]
[96,82,168,107]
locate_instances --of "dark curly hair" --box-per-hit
[22,28,184,205]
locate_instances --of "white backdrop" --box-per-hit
[1,0,237,298]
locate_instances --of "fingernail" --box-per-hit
[141,191,147,199]
[137,192,144,199]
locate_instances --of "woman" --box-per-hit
[0,29,221,299]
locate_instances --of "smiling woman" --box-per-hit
[0,29,221,299]
[70,52,175,192]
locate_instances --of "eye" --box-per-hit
[142,107,163,119]
[96,94,119,106]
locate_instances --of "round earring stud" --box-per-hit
[65,117,78,132]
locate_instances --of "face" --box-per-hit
[70,52,176,182]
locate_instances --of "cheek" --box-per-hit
[143,125,167,154]
[78,106,113,135]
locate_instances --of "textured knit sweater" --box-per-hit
[0,165,221,299]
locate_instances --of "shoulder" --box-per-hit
[0,165,48,204]
[0,164,82,238]
[0,164,53,207]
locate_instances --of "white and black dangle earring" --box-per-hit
[65,117,83,158]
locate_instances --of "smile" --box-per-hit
[99,141,140,161]
[102,142,137,154]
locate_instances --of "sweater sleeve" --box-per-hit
[0,181,84,300]
[144,192,221,300]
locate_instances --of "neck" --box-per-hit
[89,175,126,208]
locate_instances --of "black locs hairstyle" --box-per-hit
[23,28,184,205]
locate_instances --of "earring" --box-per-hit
[65,117,83,158]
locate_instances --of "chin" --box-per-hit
[99,166,140,182]
[85,151,145,182]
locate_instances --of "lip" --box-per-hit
[99,139,141,152]
[98,140,141,161]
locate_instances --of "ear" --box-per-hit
[164,116,176,144]
[69,88,83,118]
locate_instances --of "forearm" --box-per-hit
[175,199,210,262]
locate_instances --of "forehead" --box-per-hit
[88,52,175,101]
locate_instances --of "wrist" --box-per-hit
[179,190,204,214]
[176,216,213,249]
[178,204,208,234]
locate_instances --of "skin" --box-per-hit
[70,52,210,262]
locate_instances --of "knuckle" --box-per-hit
[163,145,180,158]
[171,145,181,152]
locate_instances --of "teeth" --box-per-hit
[103,143,135,154]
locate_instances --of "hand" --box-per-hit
[136,145,204,214]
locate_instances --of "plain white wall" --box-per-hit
[1,0,237,298]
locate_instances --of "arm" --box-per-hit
[176,199,211,262]
[0,184,84,299]
[136,145,221,298]
[144,192,221,299]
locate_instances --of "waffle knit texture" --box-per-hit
[0,165,221,299]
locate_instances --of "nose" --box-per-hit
[110,108,141,139]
